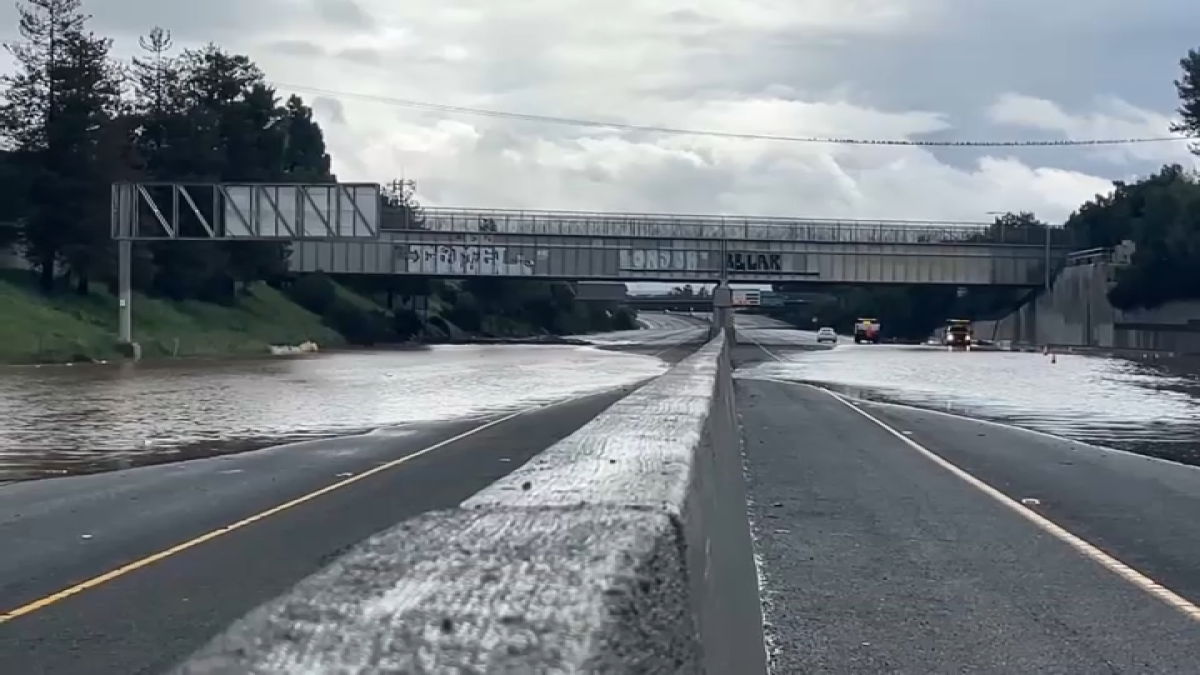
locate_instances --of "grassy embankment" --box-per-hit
[0,270,358,364]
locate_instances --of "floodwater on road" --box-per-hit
[0,345,668,482]
[739,344,1200,465]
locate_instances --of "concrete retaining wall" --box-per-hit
[974,262,1200,354]
[168,330,767,674]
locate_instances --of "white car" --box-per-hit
[816,327,837,343]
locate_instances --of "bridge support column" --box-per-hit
[711,284,735,343]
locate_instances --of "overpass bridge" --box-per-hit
[111,182,1071,345]
[291,207,1066,287]
[109,182,1070,288]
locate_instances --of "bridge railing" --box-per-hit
[396,207,1070,246]
[1065,247,1118,267]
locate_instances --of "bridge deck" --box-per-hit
[293,227,1059,286]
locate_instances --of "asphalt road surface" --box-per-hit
[0,383,650,675]
[635,309,710,330]
[569,310,710,349]
[739,374,1200,673]
[728,312,849,350]
[732,312,795,330]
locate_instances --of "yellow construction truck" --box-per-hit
[853,318,881,344]
[943,319,974,349]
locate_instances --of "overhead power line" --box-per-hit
[274,82,1194,148]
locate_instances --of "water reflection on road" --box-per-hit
[739,344,1200,465]
[0,345,667,481]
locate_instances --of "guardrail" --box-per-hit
[169,329,767,674]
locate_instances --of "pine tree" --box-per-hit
[0,0,121,292]
[280,95,333,180]
[1171,48,1200,149]
[129,26,186,176]
[55,25,125,293]
[381,178,426,229]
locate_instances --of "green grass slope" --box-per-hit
[0,275,345,364]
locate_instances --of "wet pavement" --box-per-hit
[7,313,1200,482]
[739,378,1200,674]
[568,310,709,346]
[0,387,639,675]
[0,344,670,482]
[738,342,1200,466]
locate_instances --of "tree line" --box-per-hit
[1053,48,1200,310]
[771,47,1200,338]
[0,0,634,344]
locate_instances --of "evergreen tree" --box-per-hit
[381,177,426,229]
[129,27,187,175]
[1,0,121,291]
[1171,48,1200,150]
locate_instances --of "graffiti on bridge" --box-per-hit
[726,252,783,272]
[403,244,537,275]
[618,249,705,271]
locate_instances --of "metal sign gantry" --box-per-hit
[111,182,381,240]
[111,182,382,352]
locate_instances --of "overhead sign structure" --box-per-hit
[110,181,382,353]
[111,182,381,241]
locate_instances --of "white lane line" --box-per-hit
[740,328,1200,477]
[823,388,1200,623]
[838,396,1200,477]
[743,338,1200,624]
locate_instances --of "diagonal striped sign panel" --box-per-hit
[111,182,381,241]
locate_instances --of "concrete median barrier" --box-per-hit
[168,329,766,674]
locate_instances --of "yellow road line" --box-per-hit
[0,331,702,624]
[0,407,531,624]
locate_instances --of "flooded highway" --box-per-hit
[6,307,1199,482]
[739,342,1200,465]
[0,344,669,481]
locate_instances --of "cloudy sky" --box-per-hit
[2,0,1198,224]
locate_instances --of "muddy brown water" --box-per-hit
[0,345,670,482]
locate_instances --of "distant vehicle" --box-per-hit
[853,318,881,344]
[816,327,837,343]
[944,319,973,349]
